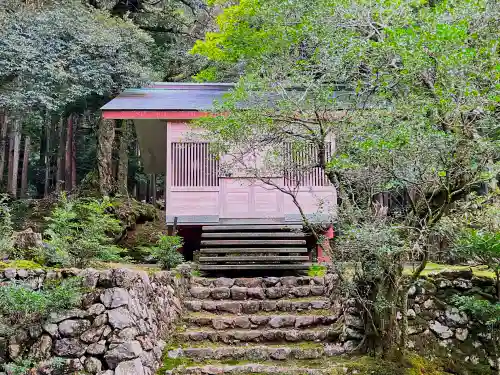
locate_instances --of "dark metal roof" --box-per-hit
[101,83,235,111]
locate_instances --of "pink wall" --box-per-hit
[165,121,337,223]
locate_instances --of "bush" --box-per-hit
[143,235,184,270]
[42,195,126,267]
[0,278,82,328]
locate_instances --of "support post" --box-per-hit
[317,225,334,263]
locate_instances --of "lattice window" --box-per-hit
[171,142,219,187]
[284,142,332,187]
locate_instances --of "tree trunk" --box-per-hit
[65,115,73,191]
[56,117,65,193]
[117,119,131,195]
[71,115,77,189]
[8,118,21,197]
[20,135,31,198]
[43,117,52,197]
[150,174,157,203]
[0,114,8,184]
[97,118,115,196]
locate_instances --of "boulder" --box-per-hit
[59,319,91,337]
[115,358,145,375]
[108,307,134,329]
[29,335,52,360]
[80,268,100,289]
[233,316,251,329]
[13,228,43,249]
[49,309,87,323]
[214,278,234,288]
[85,357,103,373]
[189,287,211,299]
[231,287,248,300]
[101,288,130,309]
[54,338,86,357]
[429,321,453,339]
[269,316,296,328]
[104,341,143,369]
[217,301,241,314]
[456,328,469,342]
[87,340,107,356]
[88,304,106,316]
[211,287,231,299]
[235,278,262,288]
[247,288,266,300]
[295,316,316,328]
[80,326,106,343]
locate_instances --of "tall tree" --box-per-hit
[194,0,500,356]
[97,118,115,196]
[8,119,21,197]
[117,120,131,195]
[65,115,73,191]
[20,135,30,198]
[0,114,7,185]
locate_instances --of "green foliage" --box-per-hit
[142,235,184,270]
[43,195,125,267]
[3,357,36,375]
[308,264,327,277]
[454,296,500,327]
[0,195,14,258]
[0,1,154,112]
[0,278,82,328]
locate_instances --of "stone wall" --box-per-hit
[407,269,497,369]
[0,265,192,375]
[1,265,497,374]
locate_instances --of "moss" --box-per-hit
[0,260,45,270]
[308,264,327,277]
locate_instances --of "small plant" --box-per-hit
[3,357,36,375]
[308,264,327,277]
[143,235,184,270]
[43,195,125,267]
[0,277,82,329]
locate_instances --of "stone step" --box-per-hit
[202,224,303,231]
[199,255,310,263]
[175,327,339,343]
[191,276,326,288]
[201,239,307,246]
[199,247,309,254]
[184,313,337,330]
[184,298,331,314]
[202,232,306,238]
[188,285,326,300]
[165,363,329,375]
[199,264,311,271]
[167,343,347,362]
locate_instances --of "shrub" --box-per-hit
[0,277,82,328]
[143,235,184,270]
[43,195,125,267]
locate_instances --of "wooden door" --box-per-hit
[220,178,284,219]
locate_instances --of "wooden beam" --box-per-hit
[201,232,305,238]
[202,225,303,231]
[199,256,310,262]
[199,248,309,254]
[199,264,312,270]
[201,240,307,246]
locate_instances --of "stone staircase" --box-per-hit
[198,224,312,271]
[163,275,354,375]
